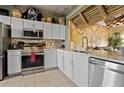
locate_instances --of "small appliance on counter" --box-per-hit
[11,43,18,49]
[18,41,24,49]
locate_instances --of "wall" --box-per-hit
[66,5,89,49]
[109,26,124,46]
[70,22,109,50]
[11,39,64,49]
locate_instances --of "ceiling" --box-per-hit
[17,5,77,16]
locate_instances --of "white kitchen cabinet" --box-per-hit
[52,24,60,39]
[11,29,22,38]
[7,50,22,75]
[11,17,23,29]
[23,19,34,29]
[0,15,11,25]
[57,49,64,71]
[59,25,65,40]
[11,18,23,38]
[73,52,89,87]
[43,23,52,39]
[63,51,73,79]
[44,49,57,68]
[34,21,43,30]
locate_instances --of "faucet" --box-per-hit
[82,37,88,51]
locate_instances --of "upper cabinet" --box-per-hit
[0,15,11,25]
[44,23,66,40]
[52,24,60,39]
[0,15,66,40]
[23,19,34,29]
[11,18,23,38]
[34,21,43,30]
[43,22,53,39]
[59,25,66,40]
[11,17,23,29]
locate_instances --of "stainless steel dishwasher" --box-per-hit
[89,57,124,87]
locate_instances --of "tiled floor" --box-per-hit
[0,69,77,87]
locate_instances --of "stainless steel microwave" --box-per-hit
[23,29,43,38]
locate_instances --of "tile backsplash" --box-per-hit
[11,39,64,49]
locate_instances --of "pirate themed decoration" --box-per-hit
[22,7,43,21]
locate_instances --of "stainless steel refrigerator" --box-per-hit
[0,22,10,80]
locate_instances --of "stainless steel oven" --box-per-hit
[22,53,44,71]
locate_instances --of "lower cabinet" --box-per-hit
[63,51,73,79]
[73,52,89,87]
[57,50,64,71]
[7,50,22,75]
[57,49,89,87]
[44,49,57,68]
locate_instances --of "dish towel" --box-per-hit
[30,52,36,63]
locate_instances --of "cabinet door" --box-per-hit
[23,19,34,29]
[34,21,43,30]
[59,25,65,40]
[52,24,60,39]
[44,50,57,68]
[11,18,23,38]
[57,50,64,71]
[64,51,73,79]
[0,15,11,25]
[73,53,88,87]
[43,23,52,39]
[11,29,22,38]
[8,55,21,74]
[11,17,23,29]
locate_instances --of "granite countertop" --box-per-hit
[7,49,23,52]
[90,50,124,65]
[58,49,124,64]
[7,49,44,55]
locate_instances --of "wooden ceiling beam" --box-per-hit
[97,5,108,19]
[79,13,88,23]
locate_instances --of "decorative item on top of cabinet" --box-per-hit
[41,17,46,22]
[52,17,56,23]
[46,17,52,23]
[22,7,43,21]
[0,8,9,16]
[11,5,22,18]
[59,17,65,25]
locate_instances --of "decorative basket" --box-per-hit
[11,7,22,18]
